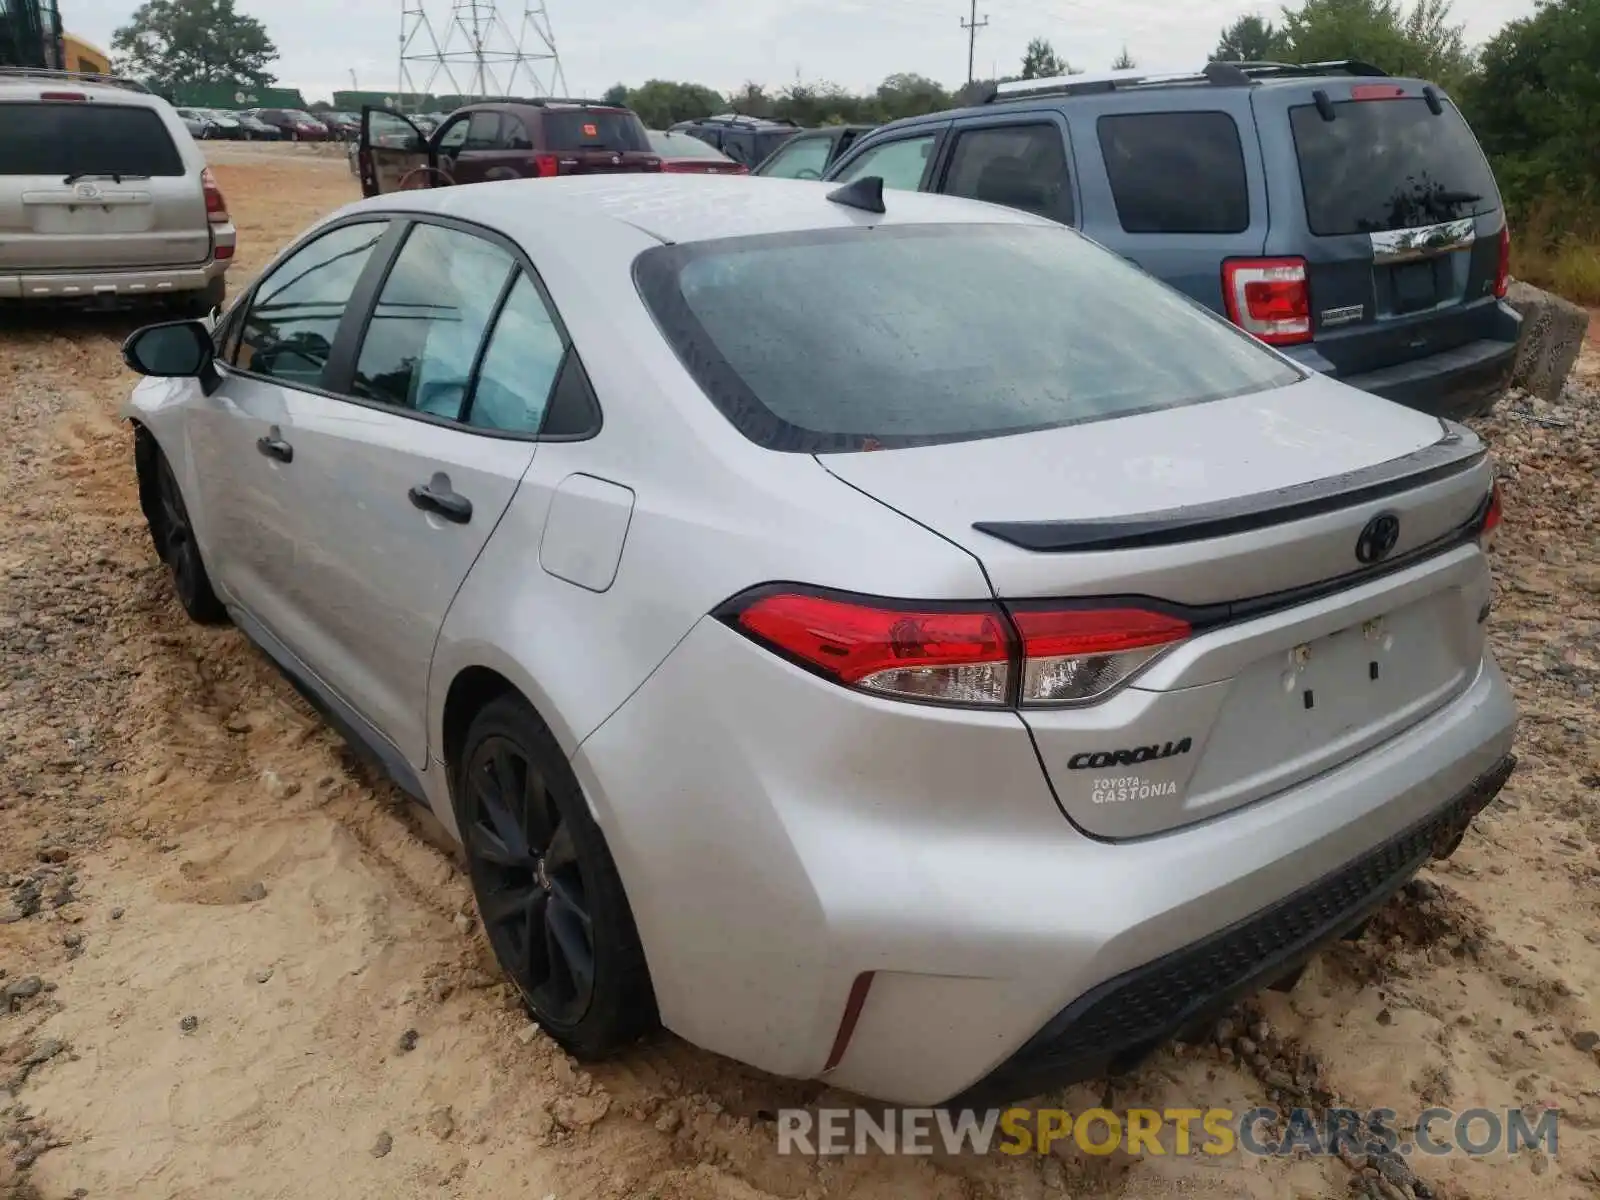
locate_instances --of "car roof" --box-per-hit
[0,78,164,106]
[344,173,1054,246]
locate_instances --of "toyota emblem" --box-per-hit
[611,153,621,165]
[73,182,101,200]
[1355,512,1401,564]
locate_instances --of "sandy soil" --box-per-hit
[1,147,1597,1200]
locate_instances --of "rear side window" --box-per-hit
[541,110,648,152]
[1097,112,1248,234]
[0,102,184,176]
[1289,98,1498,235]
[634,224,1303,453]
[941,122,1073,225]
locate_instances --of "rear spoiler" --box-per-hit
[973,421,1486,553]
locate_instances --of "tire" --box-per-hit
[456,694,657,1058]
[137,432,228,625]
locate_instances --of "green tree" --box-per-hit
[623,79,724,128]
[1278,0,1471,86]
[1111,46,1137,69]
[602,82,629,106]
[1020,37,1067,79]
[1213,14,1290,61]
[112,0,277,92]
[873,73,953,120]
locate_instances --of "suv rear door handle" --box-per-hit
[408,482,472,524]
[256,434,293,463]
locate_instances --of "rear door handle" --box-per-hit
[256,434,293,463]
[408,482,472,524]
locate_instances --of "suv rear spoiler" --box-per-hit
[984,58,1389,103]
[0,66,153,94]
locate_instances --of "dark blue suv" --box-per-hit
[821,60,1519,421]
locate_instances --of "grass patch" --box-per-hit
[1509,192,1600,306]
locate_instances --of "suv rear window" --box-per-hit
[1289,98,1498,236]
[0,102,184,176]
[634,224,1303,452]
[541,109,648,152]
[1097,112,1249,234]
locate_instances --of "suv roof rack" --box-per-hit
[983,58,1389,103]
[486,96,618,108]
[695,112,800,128]
[0,66,154,95]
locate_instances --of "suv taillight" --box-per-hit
[721,588,1190,708]
[1494,223,1510,300]
[1222,257,1311,346]
[201,166,228,224]
[531,153,560,178]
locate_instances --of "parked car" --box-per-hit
[669,113,799,167]
[231,110,281,140]
[175,107,215,140]
[197,108,245,140]
[752,123,873,179]
[647,129,746,174]
[823,61,1519,422]
[321,110,361,140]
[118,173,1514,1106]
[249,108,329,141]
[358,98,660,194]
[0,67,234,314]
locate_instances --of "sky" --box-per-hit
[63,0,1539,102]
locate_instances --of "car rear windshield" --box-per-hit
[0,102,185,176]
[650,132,728,160]
[634,224,1304,452]
[542,109,649,152]
[1289,98,1499,236]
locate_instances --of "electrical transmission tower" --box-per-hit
[398,0,567,108]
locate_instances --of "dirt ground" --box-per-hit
[0,144,1597,1200]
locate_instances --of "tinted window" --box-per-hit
[235,221,388,387]
[352,224,515,418]
[941,123,1073,224]
[1290,99,1498,235]
[0,103,183,176]
[635,224,1302,452]
[832,134,936,192]
[468,273,567,433]
[757,133,831,179]
[436,116,470,152]
[753,130,795,161]
[504,116,533,150]
[542,110,649,152]
[463,111,501,150]
[648,131,729,160]
[1098,112,1249,234]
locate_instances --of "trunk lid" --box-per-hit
[0,100,209,270]
[819,374,1496,839]
[1258,83,1507,376]
[541,108,661,175]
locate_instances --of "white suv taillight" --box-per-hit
[1222,257,1312,346]
[201,166,229,224]
[1477,481,1503,552]
[722,589,1191,709]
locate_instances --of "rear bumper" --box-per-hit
[953,751,1517,1107]
[1287,304,1522,422]
[0,240,233,302]
[576,616,1518,1105]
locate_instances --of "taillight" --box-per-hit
[721,588,1190,708]
[1478,481,1503,552]
[1010,606,1191,705]
[1494,223,1510,300]
[732,164,750,175]
[732,591,1013,706]
[40,90,85,101]
[1222,257,1311,346]
[201,166,228,224]
[531,153,560,178]
[1351,84,1406,100]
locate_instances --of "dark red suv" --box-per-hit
[358,99,661,194]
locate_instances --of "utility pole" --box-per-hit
[961,0,988,85]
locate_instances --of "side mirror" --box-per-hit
[121,319,215,378]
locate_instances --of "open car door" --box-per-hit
[358,107,439,196]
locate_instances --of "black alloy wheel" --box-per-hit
[464,734,596,1026]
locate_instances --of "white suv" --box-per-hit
[0,69,235,313]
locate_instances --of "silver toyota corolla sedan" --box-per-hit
[118,174,1517,1106]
